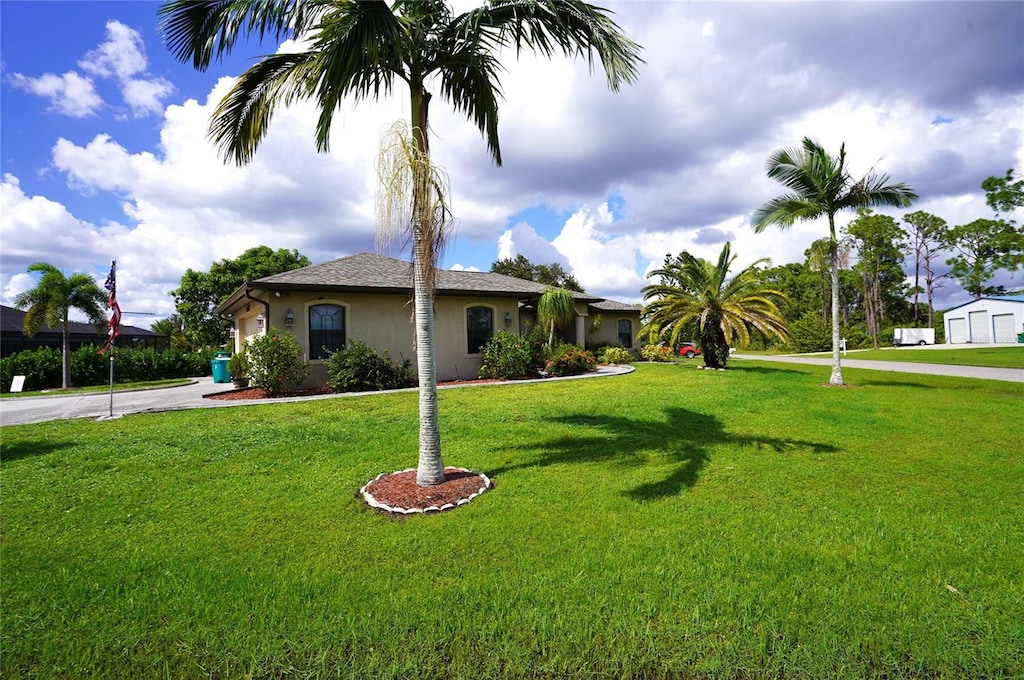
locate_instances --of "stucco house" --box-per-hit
[943,294,1024,344]
[215,252,642,383]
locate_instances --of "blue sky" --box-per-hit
[2,1,1022,327]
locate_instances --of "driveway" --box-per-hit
[732,351,1024,383]
[0,365,637,427]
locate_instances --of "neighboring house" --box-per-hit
[943,294,1024,344]
[0,305,167,358]
[215,252,642,383]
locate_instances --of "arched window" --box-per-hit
[309,304,345,359]
[466,306,494,354]
[617,319,633,348]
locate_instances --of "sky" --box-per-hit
[2,0,1023,329]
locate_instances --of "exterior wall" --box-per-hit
[944,299,1024,344]
[234,290,523,383]
[587,314,641,349]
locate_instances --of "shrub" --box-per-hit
[598,346,634,365]
[640,343,673,362]
[789,313,831,353]
[326,340,415,393]
[0,346,61,392]
[226,352,249,379]
[246,327,309,396]
[545,344,596,377]
[0,345,215,392]
[478,331,533,379]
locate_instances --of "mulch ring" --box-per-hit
[360,467,493,515]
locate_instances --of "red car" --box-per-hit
[678,343,701,358]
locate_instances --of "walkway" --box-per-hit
[0,365,636,427]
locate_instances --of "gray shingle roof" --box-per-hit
[589,299,642,312]
[252,252,600,300]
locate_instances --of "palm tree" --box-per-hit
[752,137,916,385]
[151,314,189,350]
[537,286,576,347]
[640,243,790,369]
[159,0,642,486]
[14,262,108,389]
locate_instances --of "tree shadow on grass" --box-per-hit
[1,440,76,463]
[488,407,838,501]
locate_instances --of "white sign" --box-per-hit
[10,375,26,393]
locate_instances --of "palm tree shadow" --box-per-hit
[489,407,838,501]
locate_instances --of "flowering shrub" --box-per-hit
[478,331,533,379]
[640,343,673,362]
[598,346,634,365]
[545,344,596,377]
[326,340,415,392]
[246,327,309,395]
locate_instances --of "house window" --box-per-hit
[617,319,633,348]
[466,306,494,354]
[309,304,345,359]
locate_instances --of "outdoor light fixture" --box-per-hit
[504,311,513,326]
[285,309,295,327]
[256,312,265,328]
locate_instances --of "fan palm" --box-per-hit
[752,137,916,385]
[640,243,790,369]
[14,263,108,389]
[159,0,642,486]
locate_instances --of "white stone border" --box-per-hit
[360,467,493,515]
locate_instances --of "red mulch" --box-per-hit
[361,467,492,514]
[206,385,334,401]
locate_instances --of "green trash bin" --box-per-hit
[211,352,231,383]
[1017,332,1024,344]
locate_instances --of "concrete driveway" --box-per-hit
[732,346,1024,383]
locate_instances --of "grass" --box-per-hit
[841,346,1024,368]
[2,362,1022,679]
[1,378,192,399]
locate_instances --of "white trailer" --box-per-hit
[893,328,935,346]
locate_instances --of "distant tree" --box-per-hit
[942,218,1023,298]
[641,242,790,369]
[752,137,917,385]
[981,168,1023,220]
[901,211,948,327]
[845,209,907,348]
[491,254,584,292]
[151,314,188,350]
[171,246,310,348]
[14,262,107,389]
[537,287,576,347]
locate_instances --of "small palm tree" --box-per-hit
[752,137,917,385]
[151,314,189,350]
[159,0,642,486]
[14,262,108,389]
[537,286,576,347]
[640,243,790,369]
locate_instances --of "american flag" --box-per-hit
[98,260,121,354]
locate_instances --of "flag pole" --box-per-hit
[99,259,119,418]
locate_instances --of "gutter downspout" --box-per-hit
[245,287,271,336]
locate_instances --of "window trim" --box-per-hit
[306,301,348,361]
[465,303,496,356]
[617,318,634,349]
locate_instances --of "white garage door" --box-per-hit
[969,310,990,343]
[993,314,1016,343]
[948,317,967,344]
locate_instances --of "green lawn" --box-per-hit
[841,346,1024,368]
[2,363,1022,679]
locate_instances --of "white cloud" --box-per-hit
[78,20,148,80]
[2,273,35,306]
[8,71,102,118]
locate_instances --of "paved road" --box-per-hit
[0,366,637,427]
[732,353,1024,383]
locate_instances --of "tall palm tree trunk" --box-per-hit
[410,86,445,486]
[829,232,844,385]
[61,315,72,389]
